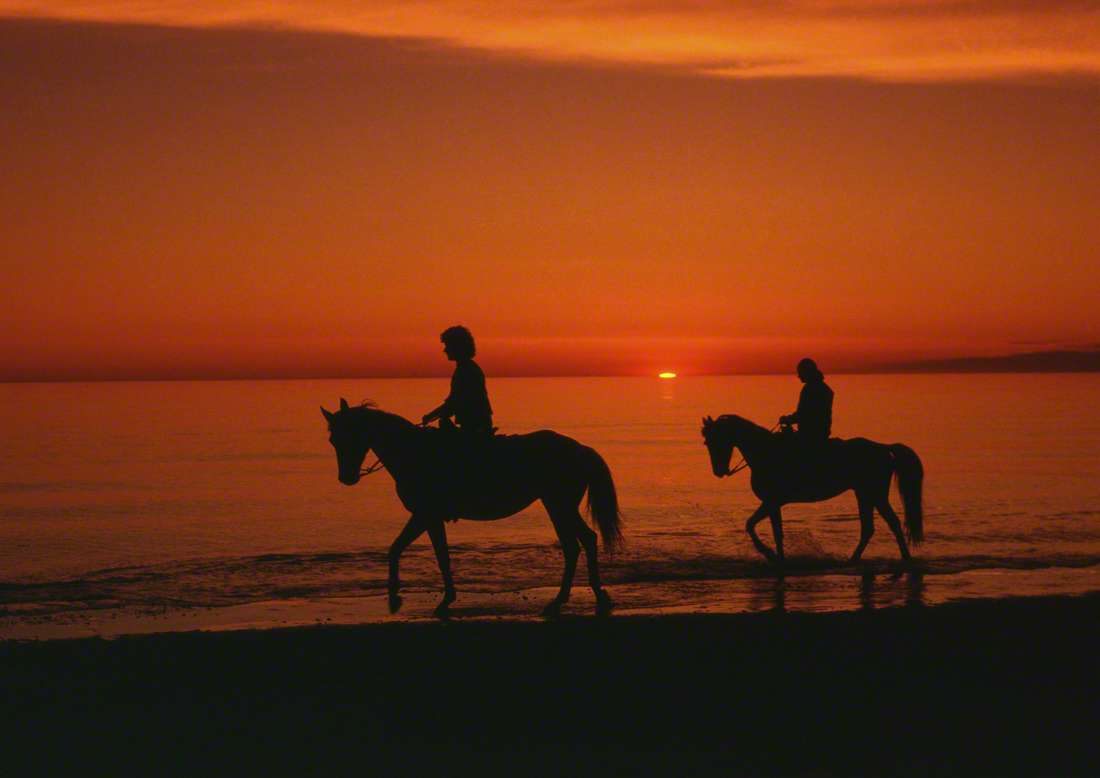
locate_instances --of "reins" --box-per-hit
[725,460,750,477]
[360,459,387,476]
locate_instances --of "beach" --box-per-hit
[2,594,1096,776]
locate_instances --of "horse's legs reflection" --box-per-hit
[905,569,926,606]
[860,571,877,610]
[750,574,787,612]
[772,574,787,612]
[858,568,926,610]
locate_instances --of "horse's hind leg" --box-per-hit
[575,516,611,615]
[850,491,876,564]
[544,500,609,616]
[425,518,458,614]
[543,513,581,617]
[876,499,911,562]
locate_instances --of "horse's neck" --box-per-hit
[732,418,773,464]
[360,410,418,471]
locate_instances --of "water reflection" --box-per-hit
[859,569,926,609]
[659,377,675,403]
[749,574,788,612]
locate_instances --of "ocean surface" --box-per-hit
[2,374,1099,638]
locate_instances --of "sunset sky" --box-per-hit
[3,1,1099,380]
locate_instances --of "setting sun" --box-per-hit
[659,373,677,379]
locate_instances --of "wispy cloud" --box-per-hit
[3,1,1099,80]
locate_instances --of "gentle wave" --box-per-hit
[4,548,1100,617]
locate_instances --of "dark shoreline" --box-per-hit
[2,594,1097,776]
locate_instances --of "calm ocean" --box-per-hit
[2,374,1099,637]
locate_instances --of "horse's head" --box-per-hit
[321,398,371,486]
[701,415,737,478]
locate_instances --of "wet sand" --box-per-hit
[1,594,1096,776]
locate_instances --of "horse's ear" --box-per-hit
[321,406,334,422]
[704,415,713,425]
[340,398,350,411]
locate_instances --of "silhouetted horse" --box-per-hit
[322,399,623,616]
[701,414,924,565]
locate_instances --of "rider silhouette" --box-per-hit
[779,358,833,441]
[423,325,495,435]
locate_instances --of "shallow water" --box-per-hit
[2,374,1099,637]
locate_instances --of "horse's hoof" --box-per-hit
[388,593,403,614]
[542,601,562,618]
[433,591,456,617]
[595,590,613,616]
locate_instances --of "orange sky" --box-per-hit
[2,2,1099,379]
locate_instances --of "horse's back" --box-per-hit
[754,435,895,504]
[401,427,592,519]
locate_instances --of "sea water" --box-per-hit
[2,374,1099,633]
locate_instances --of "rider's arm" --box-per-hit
[422,402,452,425]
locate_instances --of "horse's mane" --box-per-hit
[716,414,770,436]
[703,415,775,449]
[331,400,417,432]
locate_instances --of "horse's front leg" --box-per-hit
[746,504,778,564]
[388,515,428,613]
[769,506,785,566]
[425,519,457,616]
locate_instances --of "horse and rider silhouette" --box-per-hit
[322,327,622,616]
[323,336,924,615]
[702,358,923,566]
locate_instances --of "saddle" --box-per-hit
[437,417,497,434]
[774,429,842,481]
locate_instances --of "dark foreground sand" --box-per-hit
[2,594,1097,777]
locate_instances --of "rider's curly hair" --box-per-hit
[441,325,476,360]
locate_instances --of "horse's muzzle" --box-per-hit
[338,472,361,486]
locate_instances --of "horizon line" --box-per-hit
[6,369,1099,386]
[6,348,1099,384]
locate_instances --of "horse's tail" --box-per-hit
[583,446,624,556]
[890,443,924,545]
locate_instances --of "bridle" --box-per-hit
[724,459,750,477]
[709,420,781,477]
